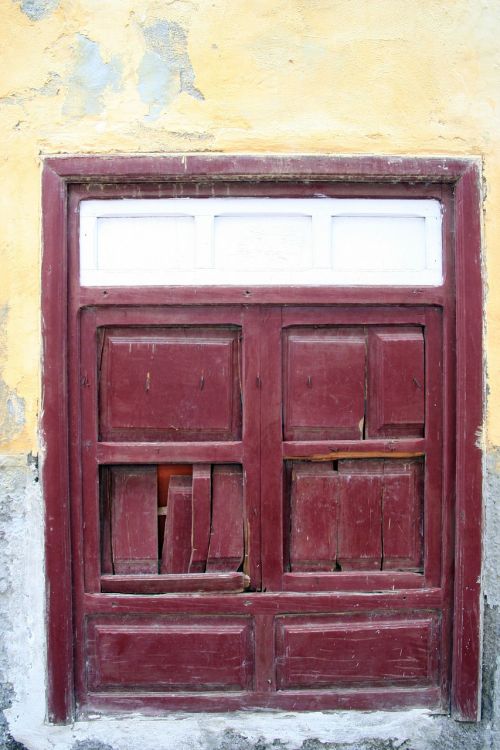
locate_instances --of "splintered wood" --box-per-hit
[105,463,245,581]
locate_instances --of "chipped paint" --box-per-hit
[63,35,121,118]
[139,20,204,120]
[16,0,59,22]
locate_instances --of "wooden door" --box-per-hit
[75,301,448,713]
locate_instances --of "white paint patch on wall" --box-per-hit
[80,198,443,287]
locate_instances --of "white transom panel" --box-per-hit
[79,198,443,286]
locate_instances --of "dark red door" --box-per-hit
[74,301,448,713]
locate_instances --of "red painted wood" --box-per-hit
[85,588,444,616]
[337,461,383,570]
[241,307,263,589]
[422,308,444,589]
[282,438,425,460]
[259,307,284,591]
[100,471,113,575]
[367,328,425,437]
[42,157,481,720]
[110,467,158,574]
[284,328,366,440]
[282,571,425,592]
[45,153,471,181]
[157,464,192,553]
[206,465,244,571]
[99,327,242,441]
[87,616,254,691]
[97,441,243,464]
[254,614,275,692]
[382,460,423,571]
[189,464,212,573]
[161,476,192,574]
[289,463,337,571]
[276,615,439,689]
[100,572,249,594]
[81,686,443,713]
[41,164,74,723]
[80,284,446,308]
[452,164,483,721]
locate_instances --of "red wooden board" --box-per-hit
[382,460,423,571]
[337,461,383,570]
[289,463,337,571]
[367,328,425,437]
[284,328,366,440]
[87,616,254,691]
[160,476,192,574]
[276,615,438,689]
[189,464,212,573]
[110,467,158,575]
[206,465,244,572]
[99,327,241,441]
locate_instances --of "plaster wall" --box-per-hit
[0,1,499,748]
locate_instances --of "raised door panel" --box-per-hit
[99,327,241,441]
[284,328,366,440]
[367,328,425,437]
[276,614,439,689]
[87,617,254,692]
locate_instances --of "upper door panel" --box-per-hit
[99,327,242,441]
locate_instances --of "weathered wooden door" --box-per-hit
[74,306,448,712]
[61,180,460,715]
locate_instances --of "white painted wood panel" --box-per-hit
[79,198,443,286]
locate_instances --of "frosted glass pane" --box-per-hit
[214,215,312,271]
[96,216,195,271]
[331,216,426,272]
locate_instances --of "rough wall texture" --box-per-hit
[1,1,500,748]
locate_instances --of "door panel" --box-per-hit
[99,327,242,441]
[284,329,366,440]
[367,328,425,437]
[275,614,439,689]
[87,616,254,692]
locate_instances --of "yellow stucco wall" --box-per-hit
[1,0,499,454]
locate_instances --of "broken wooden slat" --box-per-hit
[382,460,424,571]
[110,466,158,574]
[189,464,212,573]
[100,572,250,594]
[161,476,192,574]
[290,462,337,572]
[206,465,244,572]
[157,464,192,559]
[337,461,383,570]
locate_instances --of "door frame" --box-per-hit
[41,154,483,722]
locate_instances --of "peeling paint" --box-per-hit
[0,307,25,446]
[139,20,204,120]
[0,71,61,108]
[16,0,59,22]
[63,35,122,118]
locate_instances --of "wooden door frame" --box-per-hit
[41,154,483,723]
